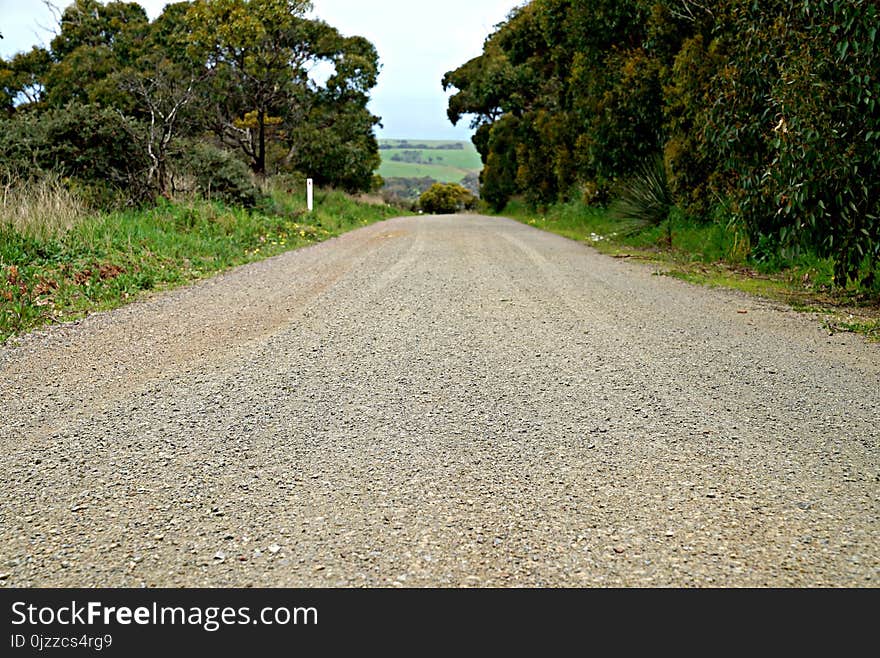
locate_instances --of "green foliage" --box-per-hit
[44,0,151,110]
[705,0,880,286]
[0,0,382,201]
[183,0,380,187]
[445,0,880,290]
[287,89,381,192]
[279,34,381,191]
[608,154,673,240]
[184,0,319,175]
[419,183,477,215]
[480,115,520,211]
[0,103,151,204]
[178,142,262,208]
[442,36,513,130]
[0,47,51,112]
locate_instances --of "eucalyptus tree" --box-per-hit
[185,0,336,176]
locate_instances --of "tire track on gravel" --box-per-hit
[1,214,876,587]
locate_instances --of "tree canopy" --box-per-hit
[0,0,382,200]
[444,0,880,286]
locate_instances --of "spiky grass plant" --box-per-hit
[609,154,674,245]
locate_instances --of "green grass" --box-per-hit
[0,184,406,343]
[499,198,880,341]
[380,148,482,171]
[378,161,475,183]
[377,140,482,184]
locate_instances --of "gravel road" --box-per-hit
[1,214,877,587]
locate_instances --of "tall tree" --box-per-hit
[285,34,382,190]
[44,0,150,109]
[114,3,208,195]
[185,0,336,176]
[118,56,203,196]
[0,47,51,114]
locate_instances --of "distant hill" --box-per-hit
[377,139,482,201]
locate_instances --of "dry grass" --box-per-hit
[350,192,388,207]
[1,175,90,239]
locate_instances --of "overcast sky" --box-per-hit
[0,0,523,139]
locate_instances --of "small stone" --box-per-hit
[314,565,326,572]
[268,544,281,554]
[0,572,11,580]
[213,551,226,562]
[613,546,626,554]
[153,534,164,541]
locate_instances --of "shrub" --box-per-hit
[661,34,725,219]
[705,0,879,285]
[608,154,673,242]
[419,183,477,214]
[177,143,262,208]
[0,103,151,204]
[381,176,437,202]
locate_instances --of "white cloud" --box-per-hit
[310,0,522,137]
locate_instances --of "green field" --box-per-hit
[378,161,474,182]
[382,147,481,170]
[377,139,481,184]
[380,139,475,149]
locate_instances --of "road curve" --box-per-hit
[1,214,877,587]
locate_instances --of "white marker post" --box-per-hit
[307,178,314,212]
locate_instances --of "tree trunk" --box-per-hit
[256,108,267,176]
[156,158,169,198]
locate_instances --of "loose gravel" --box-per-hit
[1,214,877,587]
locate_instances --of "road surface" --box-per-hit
[1,215,877,586]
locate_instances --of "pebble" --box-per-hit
[0,215,877,588]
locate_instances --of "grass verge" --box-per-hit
[499,198,880,342]
[1,186,406,344]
